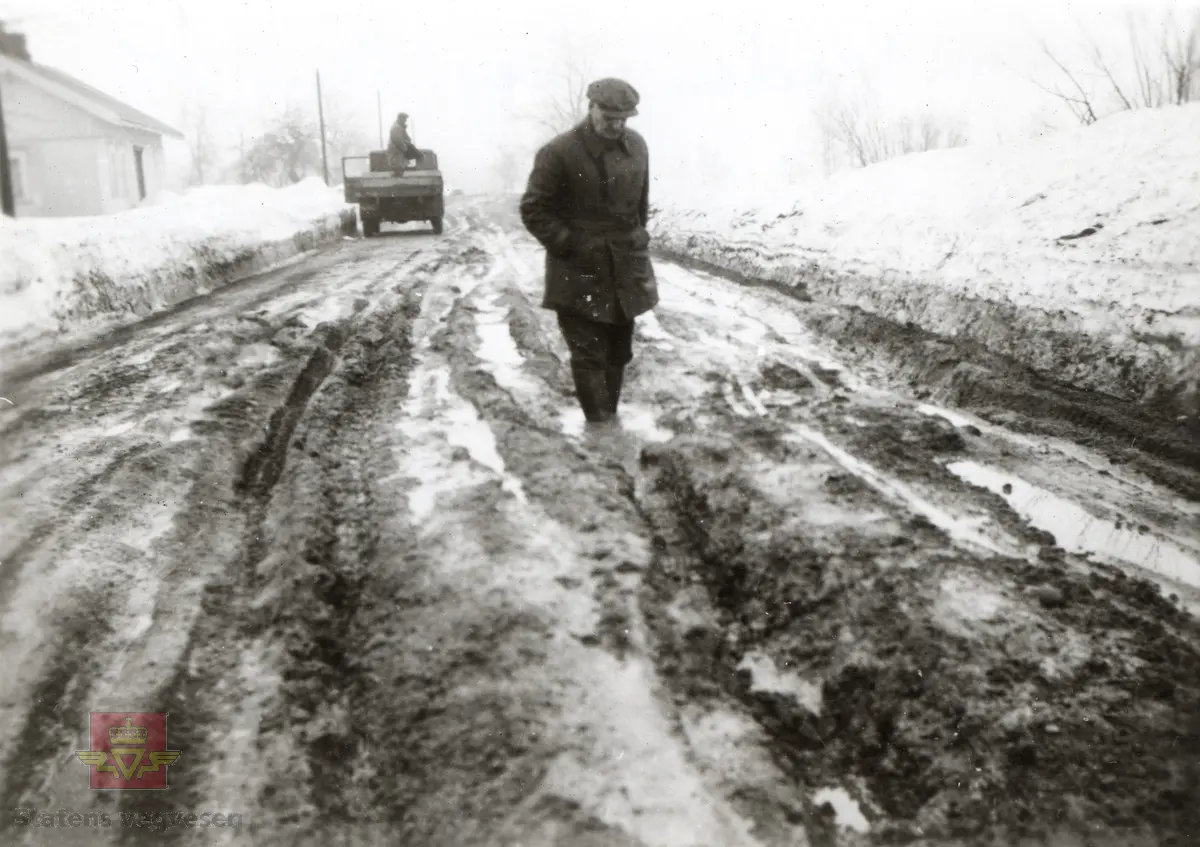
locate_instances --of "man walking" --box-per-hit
[519,78,658,426]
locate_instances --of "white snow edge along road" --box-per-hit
[649,102,1200,420]
[0,177,357,357]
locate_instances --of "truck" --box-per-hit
[342,148,445,237]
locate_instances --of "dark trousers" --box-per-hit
[556,310,634,371]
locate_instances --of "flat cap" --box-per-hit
[587,78,639,117]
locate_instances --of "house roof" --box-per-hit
[0,52,184,139]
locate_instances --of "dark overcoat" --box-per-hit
[387,121,418,169]
[519,120,658,324]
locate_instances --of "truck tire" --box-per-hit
[362,217,380,238]
[431,216,444,235]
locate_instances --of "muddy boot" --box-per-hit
[605,367,625,417]
[571,367,613,424]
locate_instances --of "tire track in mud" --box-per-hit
[618,304,1200,844]
[190,236,786,846]
[436,245,822,845]
[106,318,364,842]
[212,240,627,845]
[0,326,364,843]
[5,209,1198,845]
[479,228,1200,844]
[103,261,442,842]
[654,259,1200,500]
[0,239,384,391]
[781,295,1200,500]
[0,593,119,820]
[0,443,144,601]
[0,239,451,844]
[96,240,481,843]
[634,415,1200,845]
[0,438,212,818]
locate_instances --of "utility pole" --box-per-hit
[376,90,383,148]
[315,70,329,185]
[0,75,15,216]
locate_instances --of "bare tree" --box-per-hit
[319,99,372,185]
[1029,38,1100,125]
[238,106,322,187]
[816,98,968,174]
[1163,9,1200,104]
[181,104,218,186]
[1032,8,1200,126]
[234,98,371,187]
[494,148,522,193]
[528,46,595,135]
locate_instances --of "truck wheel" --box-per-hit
[362,217,380,238]
[431,216,444,235]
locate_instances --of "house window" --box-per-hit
[7,151,29,202]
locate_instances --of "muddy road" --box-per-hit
[1,196,1198,846]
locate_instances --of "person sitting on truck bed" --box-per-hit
[387,113,422,175]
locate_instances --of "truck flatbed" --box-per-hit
[343,148,445,236]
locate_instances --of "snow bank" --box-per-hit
[651,103,1200,419]
[0,177,356,358]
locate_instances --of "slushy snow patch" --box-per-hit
[651,104,1200,417]
[0,178,355,356]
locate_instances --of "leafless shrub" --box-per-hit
[817,97,968,174]
[1032,7,1200,125]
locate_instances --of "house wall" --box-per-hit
[99,126,167,213]
[2,69,169,217]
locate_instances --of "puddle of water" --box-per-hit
[472,291,542,401]
[785,426,1022,558]
[947,460,1200,589]
[396,367,526,522]
[635,311,672,341]
[124,348,157,367]
[738,379,769,416]
[721,381,756,418]
[736,650,822,715]
[297,297,358,327]
[938,574,1010,622]
[540,651,763,844]
[917,403,974,429]
[812,787,870,833]
[235,342,281,369]
[559,403,674,443]
[103,420,137,437]
[620,404,675,442]
[444,402,526,502]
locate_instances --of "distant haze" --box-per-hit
[3,0,1195,195]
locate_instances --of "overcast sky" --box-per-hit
[2,0,1196,194]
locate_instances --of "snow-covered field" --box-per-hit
[651,103,1200,419]
[0,177,355,359]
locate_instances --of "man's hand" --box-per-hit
[569,231,605,256]
[631,226,651,250]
